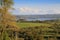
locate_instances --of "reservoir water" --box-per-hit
[26,18,57,21]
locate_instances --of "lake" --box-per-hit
[16,15,60,21]
[26,18,57,21]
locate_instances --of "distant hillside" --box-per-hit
[15,14,60,19]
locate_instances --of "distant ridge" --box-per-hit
[15,14,60,18]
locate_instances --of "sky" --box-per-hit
[12,0,60,15]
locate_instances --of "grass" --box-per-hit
[17,22,51,28]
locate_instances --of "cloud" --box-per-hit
[18,7,60,15]
[19,7,41,13]
[53,9,60,14]
[47,9,60,14]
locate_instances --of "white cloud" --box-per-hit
[18,7,60,15]
[47,9,60,14]
[53,9,60,14]
[19,7,41,13]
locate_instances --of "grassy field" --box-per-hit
[17,22,51,28]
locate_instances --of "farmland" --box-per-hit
[17,22,52,28]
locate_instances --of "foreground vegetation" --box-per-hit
[16,21,60,40]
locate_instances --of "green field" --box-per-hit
[17,22,51,28]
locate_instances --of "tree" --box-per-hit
[0,0,19,40]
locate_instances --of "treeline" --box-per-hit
[17,19,60,23]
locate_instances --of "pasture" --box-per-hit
[17,22,51,28]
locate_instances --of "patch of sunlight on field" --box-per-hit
[17,22,51,28]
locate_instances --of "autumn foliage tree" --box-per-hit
[0,0,19,40]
